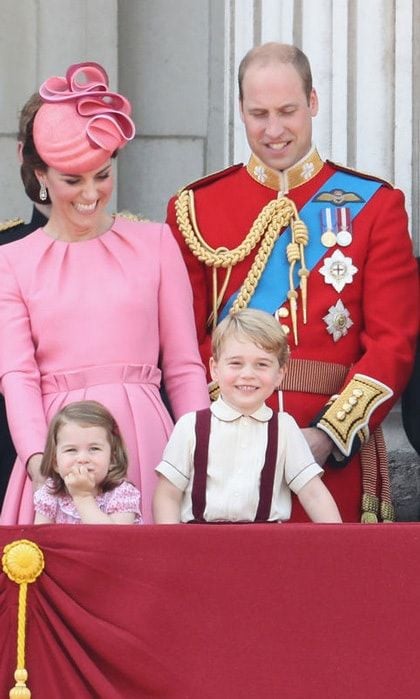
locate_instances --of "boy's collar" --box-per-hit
[211,395,272,422]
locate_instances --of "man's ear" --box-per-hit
[309,88,319,117]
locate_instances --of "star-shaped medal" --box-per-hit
[323,299,353,342]
[319,249,358,293]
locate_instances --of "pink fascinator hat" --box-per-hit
[33,62,135,173]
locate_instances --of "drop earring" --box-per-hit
[39,181,48,201]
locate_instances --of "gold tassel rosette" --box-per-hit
[2,539,45,698]
[175,190,309,340]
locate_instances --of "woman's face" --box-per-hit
[37,160,114,238]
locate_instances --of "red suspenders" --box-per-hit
[191,408,279,522]
[191,409,212,521]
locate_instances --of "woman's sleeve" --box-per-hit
[157,224,210,419]
[0,250,47,464]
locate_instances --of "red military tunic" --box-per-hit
[167,148,419,522]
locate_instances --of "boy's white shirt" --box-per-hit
[155,397,323,522]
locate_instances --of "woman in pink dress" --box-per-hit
[0,62,209,524]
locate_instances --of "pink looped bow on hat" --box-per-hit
[39,62,135,149]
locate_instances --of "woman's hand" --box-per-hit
[27,453,45,492]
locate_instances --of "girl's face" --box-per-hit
[36,160,114,241]
[55,421,112,491]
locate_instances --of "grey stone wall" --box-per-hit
[117,0,225,221]
[0,0,118,221]
[390,450,420,521]
[385,411,420,521]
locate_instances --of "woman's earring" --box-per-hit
[39,181,48,201]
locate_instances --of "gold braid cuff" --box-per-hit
[316,373,393,457]
[175,189,309,338]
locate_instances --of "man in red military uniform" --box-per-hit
[166,43,419,522]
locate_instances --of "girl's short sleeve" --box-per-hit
[106,481,143,523]
[33,482,59,521]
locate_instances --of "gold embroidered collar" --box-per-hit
[246,147,324,194]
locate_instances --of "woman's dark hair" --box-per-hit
[18,92,119,205]
[18,93,50,204]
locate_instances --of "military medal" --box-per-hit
[336,207,352,246]
[320,207,337,247]
[319,249,358,293]
[323,299,353,341]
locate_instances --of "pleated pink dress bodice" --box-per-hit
[0,217,209,523]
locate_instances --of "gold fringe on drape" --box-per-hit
[2,539,45,698]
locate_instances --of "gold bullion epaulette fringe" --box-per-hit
[0,218,24,233]
[114,211,149,222]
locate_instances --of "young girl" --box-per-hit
[34,401,142,524]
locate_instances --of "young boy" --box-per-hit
[153,309,342,524]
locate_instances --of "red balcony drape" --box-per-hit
[1,523,420,698]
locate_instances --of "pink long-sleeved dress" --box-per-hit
[0,217,209,524]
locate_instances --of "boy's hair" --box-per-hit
[211,309,290,365]
[40,400,129,496]
[238,42,313,104]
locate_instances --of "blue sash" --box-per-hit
[219,171,382,320]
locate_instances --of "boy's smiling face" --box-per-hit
[209,333,285,415]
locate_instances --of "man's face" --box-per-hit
[240,61,318,172]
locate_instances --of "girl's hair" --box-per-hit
[40,400,129,496]
[211,308,290,366]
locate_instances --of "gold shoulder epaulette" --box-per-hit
[326,160,393,189]
[114,210,149,222]
[0,217,24,233]
[177,163,244,195]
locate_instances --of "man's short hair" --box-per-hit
[238,42,313,103]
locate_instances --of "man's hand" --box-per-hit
[301,427,334,466]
